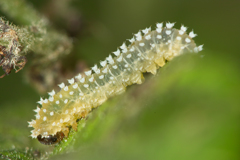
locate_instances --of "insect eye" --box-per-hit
[37,132,65,145]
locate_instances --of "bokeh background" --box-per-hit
[0,0,239,159]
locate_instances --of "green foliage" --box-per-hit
[0,0,240,160]
[0,149,41,160]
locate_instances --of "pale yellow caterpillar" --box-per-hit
[28,22,203,145]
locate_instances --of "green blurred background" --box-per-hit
[0,0,239,159]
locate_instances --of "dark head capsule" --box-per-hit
[37,131,65,145]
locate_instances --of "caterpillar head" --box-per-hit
[37,131,65,145]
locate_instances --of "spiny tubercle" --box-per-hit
[28,22,203,139]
